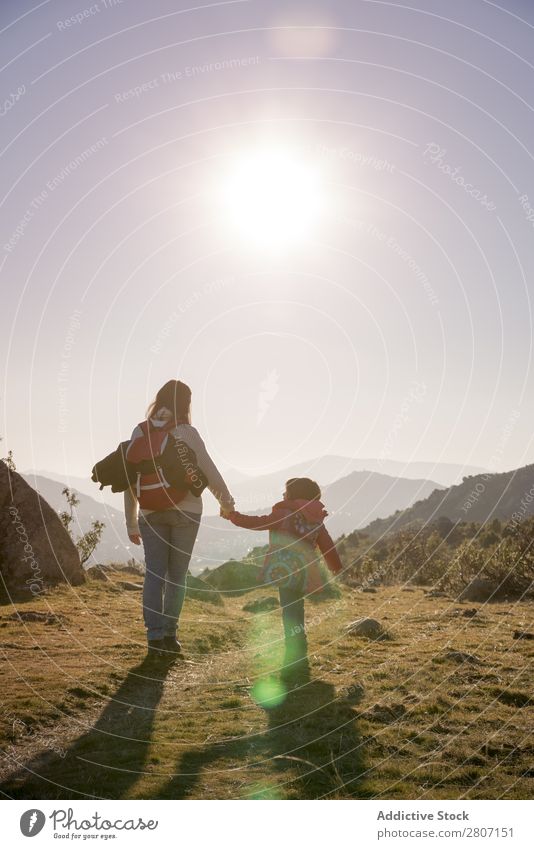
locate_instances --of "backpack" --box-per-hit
[124,420,208,510]
[263,548,306,591]
[91,441,137,493]
[260,508,324,590]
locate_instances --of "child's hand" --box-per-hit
[220,507,234,519]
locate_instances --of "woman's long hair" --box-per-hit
[146,380,192,424]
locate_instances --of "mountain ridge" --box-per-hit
[24,455,487,506]
[358,463,534,539]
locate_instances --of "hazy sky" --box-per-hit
[1,0,534,481]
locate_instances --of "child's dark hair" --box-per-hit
[285,477,321,501]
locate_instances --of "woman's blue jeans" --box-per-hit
[139,509,200,641]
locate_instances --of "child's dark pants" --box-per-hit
[279,584,308,663]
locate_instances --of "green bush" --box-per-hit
[340,517,534,598]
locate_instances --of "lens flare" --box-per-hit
[247,781,282,800]
[251,676,287,709]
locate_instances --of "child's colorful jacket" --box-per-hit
[228,498,343,593]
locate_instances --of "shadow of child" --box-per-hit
[159,675,366,800]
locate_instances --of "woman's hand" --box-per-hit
[129,533,142,545]
[220,506,234,519]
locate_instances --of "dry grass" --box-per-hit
[0,570,532,800]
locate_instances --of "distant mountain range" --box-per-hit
[22,457,491,572]
[26,456,485,508]
[206,456,487,512]
[321,470,444,537]
[25,470,125,511]
[358,464,534,539]
[189,470,445,567]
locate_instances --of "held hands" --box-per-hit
[220,504,235,520]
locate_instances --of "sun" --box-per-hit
[218,148,322,250]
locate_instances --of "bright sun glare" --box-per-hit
[219,149,322,250]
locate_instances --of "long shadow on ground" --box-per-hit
[160,669,367,800]
[0,656,171,800]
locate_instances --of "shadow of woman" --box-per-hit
[159,670,367,800]
[0,656,172,800]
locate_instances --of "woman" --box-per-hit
[125,379,234,658]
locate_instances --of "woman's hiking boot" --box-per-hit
[147,638,166,660]
[162,635,183,656]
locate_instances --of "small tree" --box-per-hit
[60,487,105,567]
[76,520,105,567]
[59,487,80,534]
[0,437,16,471]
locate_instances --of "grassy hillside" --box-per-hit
[360,464,534,539]
[0,568,532,800]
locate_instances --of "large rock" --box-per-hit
[202,560,259,594]
[443,650,481,665]
[186,574,223,606]
[243,595,279,613]
[346,617,389,640]
[0,462,84,594]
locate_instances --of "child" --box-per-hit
[225,477,343,677]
